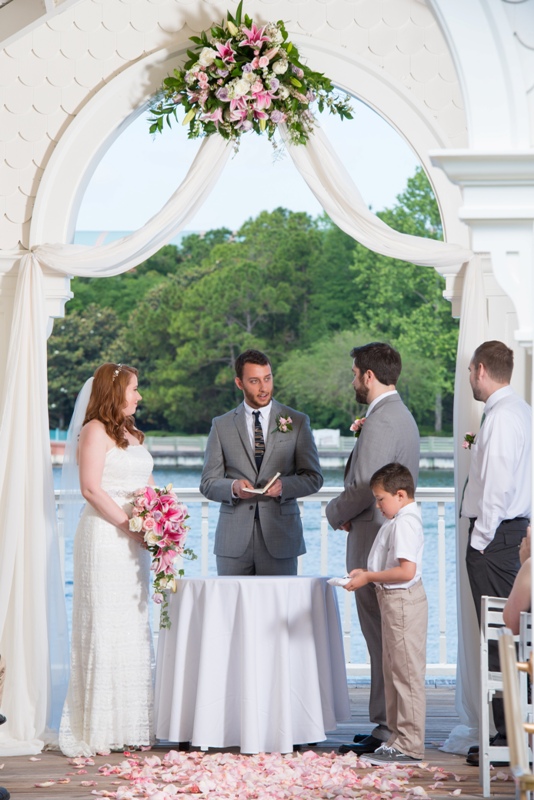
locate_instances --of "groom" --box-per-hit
[200,349,323,575]
[326,342,420,755]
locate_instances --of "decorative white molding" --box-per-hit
[428,0,531,148]
[431,149,534,345]
[1,0,468,251]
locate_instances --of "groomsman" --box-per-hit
[200,349,323,575]
[461,340,531,766]
[326,342,420,755]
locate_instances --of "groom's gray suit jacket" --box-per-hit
[200,399,323,559]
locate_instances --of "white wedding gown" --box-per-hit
[59,445,155,756]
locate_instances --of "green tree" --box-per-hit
[305,215,357,343]
[118,209,325,432]
[348,167,458,431]
[48,304,123,428]
[67,245,182,321]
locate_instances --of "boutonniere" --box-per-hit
[272,414,293,434]
[463,432,476,450]
[350,418,365,438]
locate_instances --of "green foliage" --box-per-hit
[67,245,183,321]
[48,304,122,428]
[48,167,458,434]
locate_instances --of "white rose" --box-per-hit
[233,78,251,97]
[272,59,288,75]
[198,47,217,67]
[129,516,143,532]
[277,85,289,100]
[264,23,283,44]
[244,72,257,85]
[145,530,160,547]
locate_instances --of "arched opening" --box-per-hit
[39,41,465,672]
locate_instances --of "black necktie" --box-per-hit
[253,411,265,470]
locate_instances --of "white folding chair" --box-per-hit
[520,612,532,716]
[499,629,534,800]
[480,596,510,796]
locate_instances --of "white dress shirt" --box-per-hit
[462,385,531,551]
[243,400,272,448]
[367,502,423,589]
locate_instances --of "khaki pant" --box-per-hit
[377,580,428,759]
[0,655,5,707]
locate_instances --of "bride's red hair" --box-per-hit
[83,363,144,448]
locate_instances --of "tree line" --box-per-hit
[48,167,458,436]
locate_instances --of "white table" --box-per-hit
[154,576,350,754]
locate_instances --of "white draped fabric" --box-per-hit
[0,123,472,755]
[440,255,488,754]
[282,125,472,268]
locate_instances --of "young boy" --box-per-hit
[344,461,427,765]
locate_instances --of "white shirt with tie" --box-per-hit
[243,400,272,448]
[461,385,531,551]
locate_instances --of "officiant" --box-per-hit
[200,349,323,575]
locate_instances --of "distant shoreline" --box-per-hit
[50,436,455,470]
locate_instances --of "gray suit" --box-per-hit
[325,393,419,737]
[200,399,323,573]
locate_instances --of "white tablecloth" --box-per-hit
[154,576,350,754]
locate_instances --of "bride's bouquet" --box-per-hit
[129,484,196,629]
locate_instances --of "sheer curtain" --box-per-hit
[440,255,488,754]
[0,123,472,755]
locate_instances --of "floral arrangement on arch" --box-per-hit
[148,1,353,147]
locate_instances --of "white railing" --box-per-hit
[55,486,457,678]
[141,435,454,456]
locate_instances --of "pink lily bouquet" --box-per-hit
[129,484,196,629]
[148,1,352,147]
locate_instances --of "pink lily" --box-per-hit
[215,41,236,63]
[201,107,224,125]
[152,549,177,575]
[252,91,273,111]
[239,23,269,49]
[229,96,249,112]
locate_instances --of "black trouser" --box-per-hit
[466,516,529,736]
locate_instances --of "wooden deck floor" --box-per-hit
[0,684,517,800]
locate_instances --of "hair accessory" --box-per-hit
[112,363,123,382]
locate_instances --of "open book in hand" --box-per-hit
[242,473,281,495]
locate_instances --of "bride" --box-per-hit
[59,363,154,756]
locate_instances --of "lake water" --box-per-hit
[55,467,457,668]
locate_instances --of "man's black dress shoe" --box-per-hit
[339,735,383,755]
[0,787,10,800]
[467,732,507,756]
[466,734,509,767]
[0,715,6,726]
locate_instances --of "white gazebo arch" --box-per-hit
[1,0,533,756]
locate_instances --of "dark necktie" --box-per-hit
[253,410,265,470]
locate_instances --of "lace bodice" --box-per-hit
[101,445,153,498]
